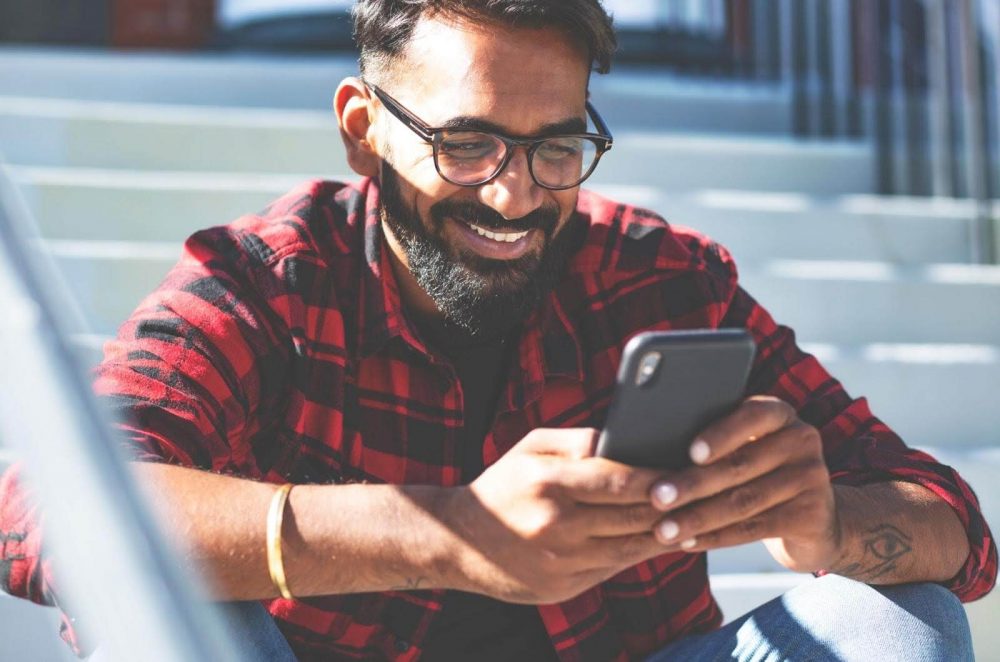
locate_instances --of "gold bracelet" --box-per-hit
[266,483,295,600]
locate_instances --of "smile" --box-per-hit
[467,223,531,243]
[449,217,537,261]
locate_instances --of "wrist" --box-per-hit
[422,485,475,593]
[825,484,860,574]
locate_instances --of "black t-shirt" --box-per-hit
[416,325,558,662]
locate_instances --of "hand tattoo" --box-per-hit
[391,576,427,591]
[838,524,913,581]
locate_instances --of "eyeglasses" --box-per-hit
[367,83,614,191]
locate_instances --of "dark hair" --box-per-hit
[352,0,617,80]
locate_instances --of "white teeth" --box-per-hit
[468,223,529,243]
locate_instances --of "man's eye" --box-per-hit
[538,139,582,160]
[440,138,494,159]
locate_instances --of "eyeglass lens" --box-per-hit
[436,131,600,189]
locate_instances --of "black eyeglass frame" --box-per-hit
[366,83,614,191]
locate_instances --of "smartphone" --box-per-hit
[595,329,756,470]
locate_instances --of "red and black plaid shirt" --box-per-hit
[2,178,996,660]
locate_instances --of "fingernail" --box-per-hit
[658,520,680,542]
[680,538,698,550]
[652,482,678,508]
[690,439,711,464]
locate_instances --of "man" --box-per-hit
[1,1,995,660]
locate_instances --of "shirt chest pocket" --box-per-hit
[351,355,464,486]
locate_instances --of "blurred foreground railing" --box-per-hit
[0,164,240,662]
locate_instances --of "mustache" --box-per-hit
[430,200,559,235]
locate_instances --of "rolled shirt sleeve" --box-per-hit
[721,281,997,602]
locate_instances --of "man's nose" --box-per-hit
[477,147,546,221]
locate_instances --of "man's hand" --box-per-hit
[647,396,841,573]
[443,428,675,605]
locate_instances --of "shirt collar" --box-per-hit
[357,178,430,359]
[355,177,586,388]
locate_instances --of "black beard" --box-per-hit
[379,163,582,343]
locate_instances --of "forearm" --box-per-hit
[135,463,462,601]
[828,481,970,585]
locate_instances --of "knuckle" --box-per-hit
[728,485,761,516]
[684,508,707,534]
[697,530,718,548]
[602,468,634,498]
[737,517,763,539]
[626,503,654,528]
[804,459,830,484]
[567,428,597,459]
[527,461,561,494]
[792,421,822,447]
[524,502,563,540]
[726,448,752,480]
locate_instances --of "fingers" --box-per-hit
[558,456,666,505]
[649,422,819,513]
[690,396,798,466]
[667,490,831,553]
[579,532,666,570]
[571,502,663,537]
[651,461,828,546]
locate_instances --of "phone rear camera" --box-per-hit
[636,351,662,387]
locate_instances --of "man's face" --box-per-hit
[371,15,593,340]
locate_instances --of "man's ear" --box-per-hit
[335,77,380,177]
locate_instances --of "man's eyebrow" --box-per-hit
[436,115,588,137]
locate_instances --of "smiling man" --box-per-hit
[0,1,996,661]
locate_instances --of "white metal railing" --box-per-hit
[0,163,241,662]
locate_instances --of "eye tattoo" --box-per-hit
[858,524,914,580]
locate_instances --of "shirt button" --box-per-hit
[394,639,411,653]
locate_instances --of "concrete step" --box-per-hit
[0,96,350,177]
[0,96,874,194]
[0,48,795,134]
[12,168,986,265]
[600,186,989,266]
[40,241,1000,345]
[12,167,305,242]
[802,347,1000,449]
[739,261,1000,345]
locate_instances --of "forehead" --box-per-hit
[387,14,591,133]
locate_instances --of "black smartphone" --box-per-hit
[595,329,756,470]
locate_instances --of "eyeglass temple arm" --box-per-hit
[368,84,436,142]
[586,101,613,149]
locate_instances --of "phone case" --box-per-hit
[595,329,756,470]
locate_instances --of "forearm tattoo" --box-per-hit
[838,524,914,581]
[0,529,26,545]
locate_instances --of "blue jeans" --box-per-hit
[646,574,973,661]
[90,575,974,661]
